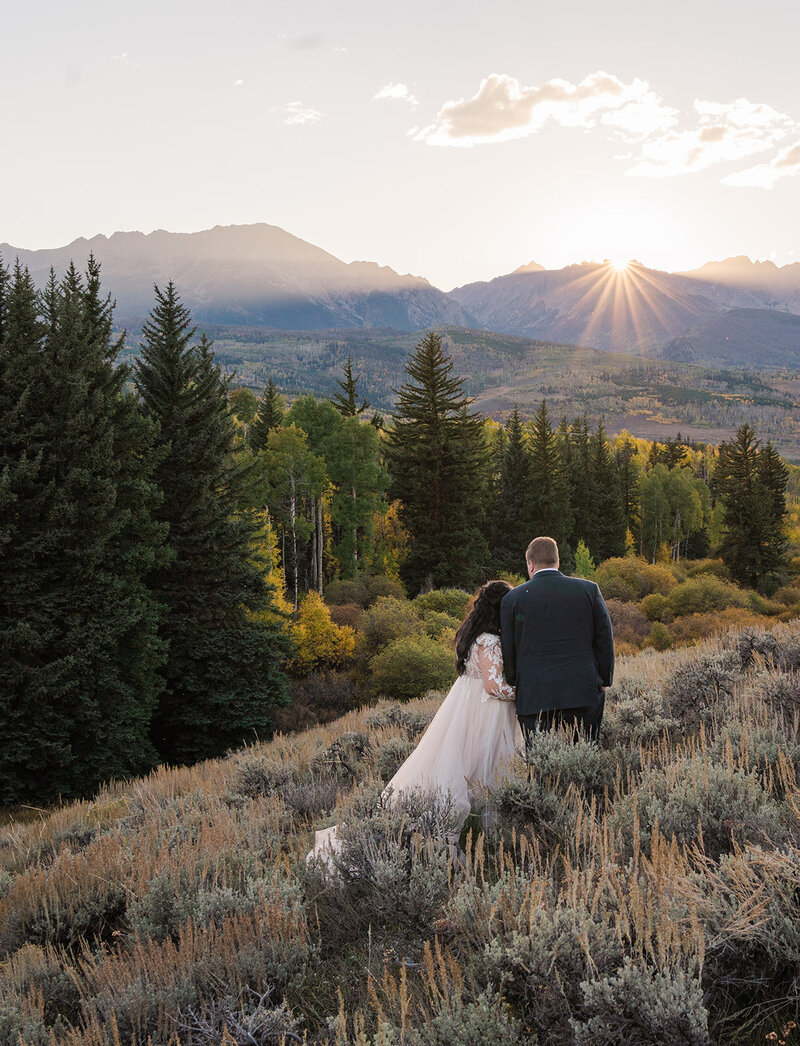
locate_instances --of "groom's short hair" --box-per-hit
[526,536,559,567]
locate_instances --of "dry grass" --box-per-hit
[2,625,800,1045]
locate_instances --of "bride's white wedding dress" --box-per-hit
[308,632,522,861]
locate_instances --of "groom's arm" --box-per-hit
[500,592,517,686]
[592,583,615,687]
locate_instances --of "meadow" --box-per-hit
[2,622,799,1046]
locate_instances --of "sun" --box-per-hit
[608,257,632,274]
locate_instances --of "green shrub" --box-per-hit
[525,731,617,797]
[305,790,459,949]
[405,989,524,1046]
[595,558,676,602]
[611,758,786,860]
[603,679,680,748]
[417,609,461,639]
[572,959,710,1046]
[325,574,405,608]
[480,903,622,1042]
[370,637,454,701]
[667,574,748,616]
[377,737,416,779]
[662,652,739,729]
[640,592,673,622]
[128,875,189,943]
[413,588,472,619]
[686,558,731,580]
[492,775,577,841]
[365,703,434,738]
[645,621,674,650]
[357,597,423,662]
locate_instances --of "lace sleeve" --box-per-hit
[475,634,516,704]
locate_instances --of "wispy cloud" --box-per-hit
[374,82,419,108]
[721,139,800,188]
[629,98,794,177]
[414,71,677,146]
[278,101,323,126]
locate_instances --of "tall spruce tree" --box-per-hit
[0,259,166,804]
[713,424,788,587]
[332,355,369,417]
[587,421,627,562]
[489,406,532,573]
[383,331,489,590]
[528,401,573,565]
[135,284,288,763]
[250,378,285,451]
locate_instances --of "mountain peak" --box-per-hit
[512,260,546,275]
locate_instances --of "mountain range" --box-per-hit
[3,224,800,366]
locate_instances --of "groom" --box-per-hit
[500,536,614,743]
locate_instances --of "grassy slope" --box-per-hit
[2,627,800,1045]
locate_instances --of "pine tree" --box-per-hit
[587,421,627,562]
[332,355,369,417]
[383,331,490,590]
[135,284,289,764]
[0,259,166,803]
[528,401,573,564]
[713,425,788,587]
[250,378,285,451]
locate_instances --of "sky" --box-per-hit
[2,0,799,289]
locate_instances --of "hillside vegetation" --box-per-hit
[138,325,800,459]
[2,625,800,1046]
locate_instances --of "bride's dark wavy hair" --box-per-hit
[455,580,513,675]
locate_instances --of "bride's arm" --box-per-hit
[476,635,516,702]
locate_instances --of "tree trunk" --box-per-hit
[290,475,298,611]
[317,496,324,594]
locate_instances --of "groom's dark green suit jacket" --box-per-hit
[500,570,614,716]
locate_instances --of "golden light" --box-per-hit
[608,257,632,274]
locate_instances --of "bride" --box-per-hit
[308,580,523,861]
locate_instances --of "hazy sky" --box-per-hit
[3,0,799,288]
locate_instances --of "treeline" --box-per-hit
[0,262,288,805]
[244,330,790,599]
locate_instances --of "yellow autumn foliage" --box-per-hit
[290,591,356,674]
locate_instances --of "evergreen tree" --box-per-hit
[614,434,640,534]
[0,259,166,804]
[568,414,592,549]
[383,331,490,590]
[489,406,532,573]
[135,284,289,764]
[713,424,788,587]
[587,421,627,562]
[250,378,285,450]
[332,355,369,417]
[528,401,573,564]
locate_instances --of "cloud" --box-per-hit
[112,52,137,68]
[278,101,323,126]
[414,71,677,146]
[374,82,419,107]
[233,79,244,87]
[721,139,800,188]
[628,97,795,177]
